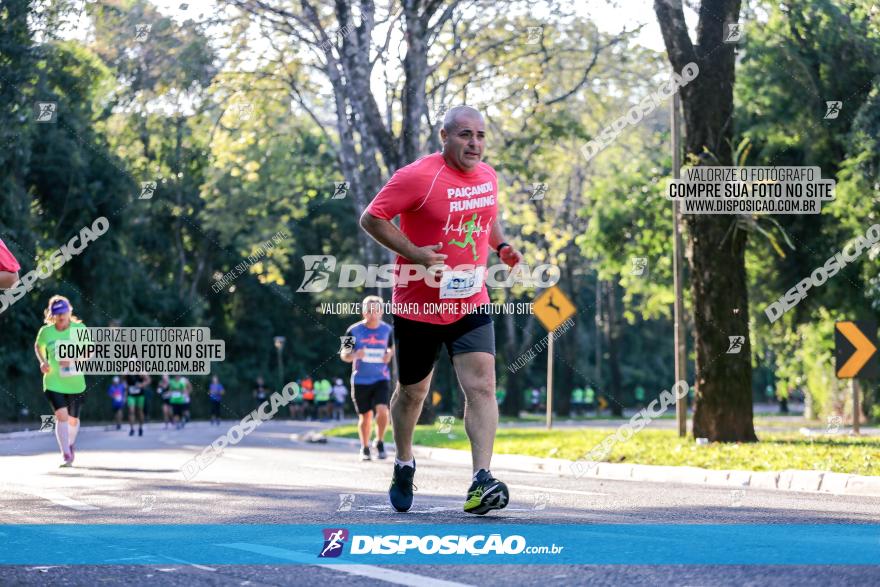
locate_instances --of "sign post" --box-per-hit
[834,321,877,436]
[546,333,554,429]
[533,285,577,430]
[851,379,860,436]
[671,90,687,438]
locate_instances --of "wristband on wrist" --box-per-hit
[496,242,511,255]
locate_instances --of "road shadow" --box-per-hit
[57,466,181,474]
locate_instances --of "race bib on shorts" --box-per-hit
[439,267,484,299]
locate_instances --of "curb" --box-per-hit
[0,420,221,440]
[324,437,880,497]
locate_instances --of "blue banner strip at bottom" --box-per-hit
[1,524,879,565]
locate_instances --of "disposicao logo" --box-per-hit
[319,528,349,558]
[318,530,563,557]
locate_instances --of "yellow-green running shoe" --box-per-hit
[463,469,509,515]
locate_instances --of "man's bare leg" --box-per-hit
[358,410,373,449]
[451,352,497,472]
[390,371,432,462]
[374,404,389,444]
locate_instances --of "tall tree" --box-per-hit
[655,0,757,441]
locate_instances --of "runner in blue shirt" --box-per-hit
[108,376,126,430]
[208,375,224,426]
[341,295,394,461]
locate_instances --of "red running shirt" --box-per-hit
[366,152,498,324]
[0,239,21,273]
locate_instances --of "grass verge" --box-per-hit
[324,423,880,476]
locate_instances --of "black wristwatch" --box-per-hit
[496,242,511,255]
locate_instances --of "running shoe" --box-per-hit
[59,453,73,468]
[389,461,416,512]
[129,428,134,436]
[360,446,371,461]
[463,469,509,515]
[374,440,387,459]
[138,427,143,437]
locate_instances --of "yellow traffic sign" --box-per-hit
[533,285,576,332]
[835,321,878,378]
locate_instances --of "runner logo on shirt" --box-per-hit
[448,213,480,260]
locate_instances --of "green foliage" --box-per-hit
[740,0,880,416]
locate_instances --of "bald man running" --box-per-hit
[360,105,523,515]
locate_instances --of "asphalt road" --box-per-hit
[2,419,879,586]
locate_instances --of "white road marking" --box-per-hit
[298,462,360,473]
[220,453,252,461]
[16,488,99,511]
[359,505,458,513]
[103,555,158,562]
[162,555,217,572]
[220,543,473,586]
[507,483,607,497]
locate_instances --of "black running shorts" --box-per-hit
[393,306,495,385]
[352,380,390,414]
[44,390,87,418]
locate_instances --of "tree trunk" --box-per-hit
[604,281,623,417]
[654,0,756,441]
[400,0,429,165]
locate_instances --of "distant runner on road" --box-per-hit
[208,375,224,426]
[33,295,88,467]
[340,295,394,461]
[168,375,190,429]
[108,376,126,430]
[360,105,523,515]
[125,373,146,437]
[157,374,172,429]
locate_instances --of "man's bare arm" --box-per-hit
[489,217,507,251]
[490,217,523,267]
[340,348,364,363]
[0,271,19,289]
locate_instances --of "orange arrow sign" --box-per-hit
[836,322,878,378]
